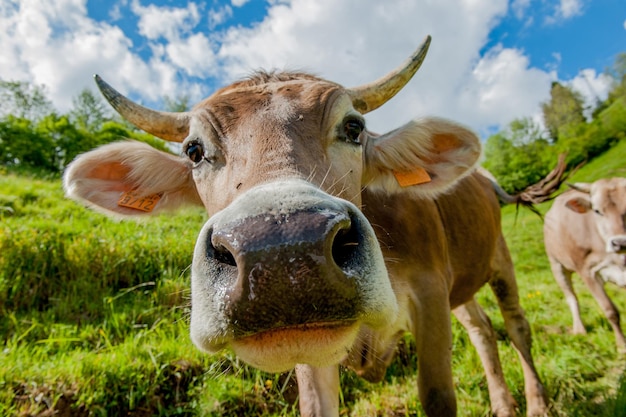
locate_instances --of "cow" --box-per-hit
[63,36,549,416]
[544,177,626,351]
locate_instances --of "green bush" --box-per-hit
[0,113,171,174]
[0,116,57,171]
[482,131,556,194]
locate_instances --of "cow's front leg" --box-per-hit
[413,287,457,417]
[453,297,517,417]
[548,256,586,334]
[580,271,626,351]
[295,364,339,417]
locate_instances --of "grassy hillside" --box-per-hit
[1,141,626,416]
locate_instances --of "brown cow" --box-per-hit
[544,177,626,351]
[63,36,548,416]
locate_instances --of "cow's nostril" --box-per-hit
[609,236,626,253]
[332,221,360,269]
[207,229,237,267]
[214,244,237,266]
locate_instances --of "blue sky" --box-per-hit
[484,0,624,78]
[1,0,624,138]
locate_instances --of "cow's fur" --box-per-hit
[64,68,548,416]
[544,178,626,351]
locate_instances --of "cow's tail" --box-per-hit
[481,153,570,215]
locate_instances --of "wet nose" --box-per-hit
[609,236,626,253]
[207,206,365,335]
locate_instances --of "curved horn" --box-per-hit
[349,35,431,114]
[94,75,190,142]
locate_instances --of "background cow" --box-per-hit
[544,177,626,351]
[64,36,548,416]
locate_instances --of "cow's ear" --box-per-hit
[63,141,202,218]
[565,197,592,214]
[363,117,481,197]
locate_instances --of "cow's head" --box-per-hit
[567,178,626,254]
[64,36,481,372]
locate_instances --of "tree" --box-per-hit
[70,88,111,132]
[0,116,56,171]
[0,80,54,121]
[37,114,101,168]
[541,82,586,142]
[506,118,546,146]
[163,94,191,112]
[483,117,554,193]
[95,120,168,152]
[605,53,626,105]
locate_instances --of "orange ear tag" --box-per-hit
[393,167,432,187]
[117,190,162,212]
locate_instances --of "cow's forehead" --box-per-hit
[591,178,626,209]
[186,74,354,142]
[195,74,345,114]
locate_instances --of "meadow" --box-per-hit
[1,141,626,416]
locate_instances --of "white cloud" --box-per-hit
[545,52,562,73]
[455,46,554,133]
[231,0,250,7]
[208,5,233,30]
[0,0,194,110]
[569,69,613,119]
[558,0,583,19]
[109,0,127,21]
[545,0,583,24]
[165,33,219,78]
[131,0,200,41]
[511,0,531,19]
[128,2,221,85]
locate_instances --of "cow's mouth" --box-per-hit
[231,320,359,373]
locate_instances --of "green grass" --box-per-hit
[1,142,626,416]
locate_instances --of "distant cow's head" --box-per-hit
[566,178,626,254]
[64,36,480,372]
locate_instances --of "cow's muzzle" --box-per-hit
[189,180,398,371]
[608,235,626,254]
[211,205,361,334]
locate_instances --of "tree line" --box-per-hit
[1,53,625,191]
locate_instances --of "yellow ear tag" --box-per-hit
[393,168,432,187]
[117,190,162,212]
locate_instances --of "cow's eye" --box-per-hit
[344,119,364,144]
[185,141,204,164]
[593,209,603,216]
